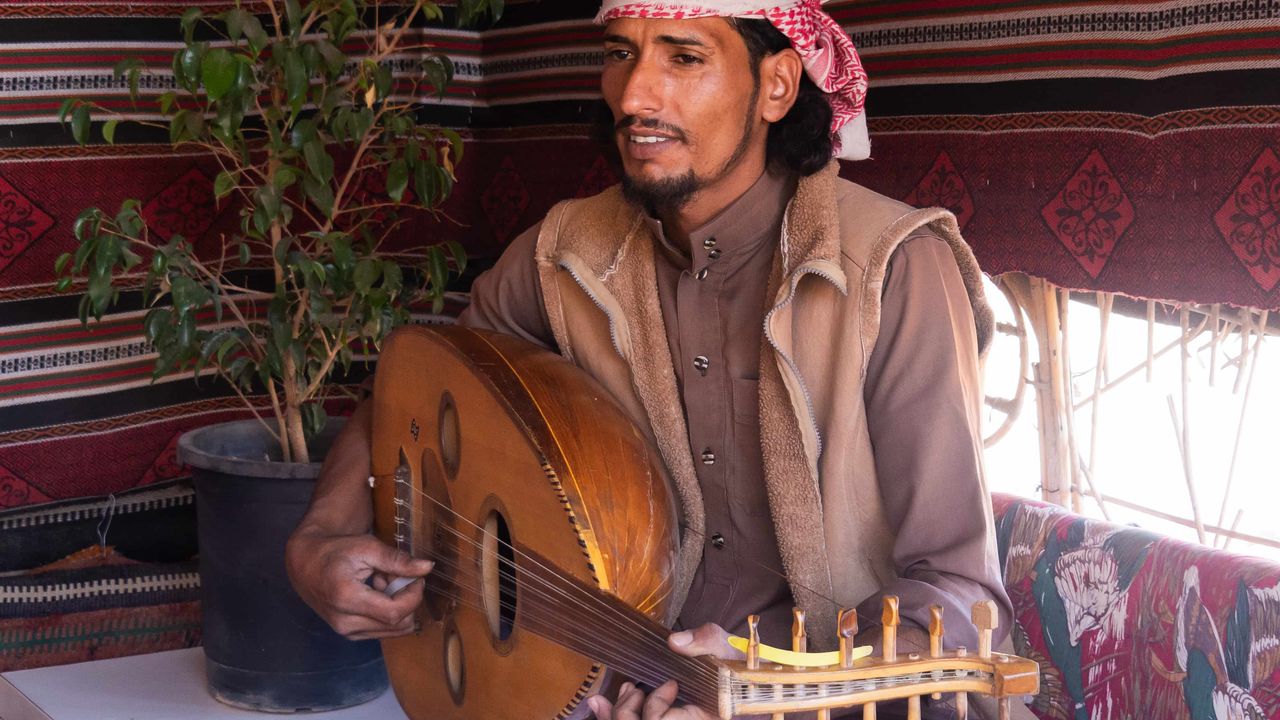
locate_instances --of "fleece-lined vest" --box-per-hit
[534,161,994,647]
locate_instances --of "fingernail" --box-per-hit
[620,681,632,694]
[670,631,692,646]
[587,697,600,713]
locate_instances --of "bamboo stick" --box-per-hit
[1214,311,1267,548]
[1005,274,1069,507]
[1209,304,1220,386]
[1073,315,1209,411]
[1098,292,1112,384]
[1100,494,1280,551]
[1088,293,1111,484]
[1060,289,1083,513]
[1179,306,1207,545]
[1222,510,1245,552]
[1146,300,1156,381]
[1235,308,1253,394]
[1167,394,1207,544]
[1076,459,1112,521]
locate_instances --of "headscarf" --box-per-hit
[596,0,870,161]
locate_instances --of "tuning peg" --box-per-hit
[747,614,761,670]
[971,600,998,659]
[838,608,858,668]
[881,596,900,661]
[929,605,944,658]
[792,607,807,654]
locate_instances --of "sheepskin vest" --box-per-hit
[534,161,993,646]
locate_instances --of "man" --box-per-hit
[287,1,1011,718]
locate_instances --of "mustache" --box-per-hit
[615,116,689,142]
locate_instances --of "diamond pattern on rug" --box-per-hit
[1214,146,1280,293]
[481,156,529,244]
[141,168,218,242]
[904,151,974,230]
[137,432,184,487]
[0,175,55,275]
[1040,149,1135,279]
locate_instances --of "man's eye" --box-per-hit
[673,54,702,65]
[606,49,633,61]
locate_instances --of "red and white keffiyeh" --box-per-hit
[596,0,870,161]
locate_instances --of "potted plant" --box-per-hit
[54,0,501,710]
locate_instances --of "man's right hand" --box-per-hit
[286,530,434,640]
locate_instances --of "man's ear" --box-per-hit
[759,48,803,123]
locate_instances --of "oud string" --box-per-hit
[390,480,723,697]
[400,523,720,690]
[399,498,723,692]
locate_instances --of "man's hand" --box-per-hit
[586,623,743,719]
[285,530,433,640]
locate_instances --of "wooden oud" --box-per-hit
[370,325,1039,720]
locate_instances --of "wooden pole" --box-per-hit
[1001,273,1070,507]
[1222,510,1245,551]
[1235,307,1253,394]
[1088,293,1111,496]
[1146,300,1156,382]
[1209,304,1220,386]
[1215,310,1267,548]
[1060,289,1083,513]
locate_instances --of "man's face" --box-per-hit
[601,18,764,211]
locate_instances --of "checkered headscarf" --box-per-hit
[596,0,870,161]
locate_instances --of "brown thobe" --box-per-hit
[459,170,1000,657]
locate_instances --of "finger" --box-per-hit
[331,576,425,626]
[587,695,613,720]
[367,544,434,578]
[368,573,390,592]
[642,680,678,719]
[669,623,744,660]
[330,610,414,639]
[614,683,646,718]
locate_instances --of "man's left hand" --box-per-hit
[586,623,743,719]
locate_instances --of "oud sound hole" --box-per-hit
[439,393,460,479]
[481,510,517,641]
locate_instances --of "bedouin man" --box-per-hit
[286,1,1012,718]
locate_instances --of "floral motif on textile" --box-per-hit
[1214,146,1280,292]
[0,175,55,274]
[1040,150,1134,280]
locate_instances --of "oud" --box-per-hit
[370,326,1037,719]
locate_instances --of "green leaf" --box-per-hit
[100,118,119,144]
[381,261,403,294]
[214,170,237,199]
[303,140,333,183]
[284,0,303,35]
[242,14,268,55]
[54,252,72,275]
[301,402,327,439]
[58,98,76,123]
[429,246,448,294]
[314,39,346,75]
[159,91,179,115]
[446,240,468,274]
[422,55,452,98]
[386,159,408,202]
[171,276,211,314]
[71,104,90,146]
[180,7,203,44]
[374,64,392,102]
[284,49,308,113]
[440,128,465,165]
[353,258,379,294]
[273,165,300,191]
[238,242,252,265]
[55,276,74,292]
[224,8,248,42]
[180,45,204,91]
[302,176,334,216]
[201,48,237,102]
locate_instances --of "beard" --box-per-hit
[617,83,761,215]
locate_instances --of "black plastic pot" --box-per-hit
[178,419,388,713]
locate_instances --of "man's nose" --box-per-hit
[617,56,664,118]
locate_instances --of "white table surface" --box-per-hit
[0,648,410,720]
